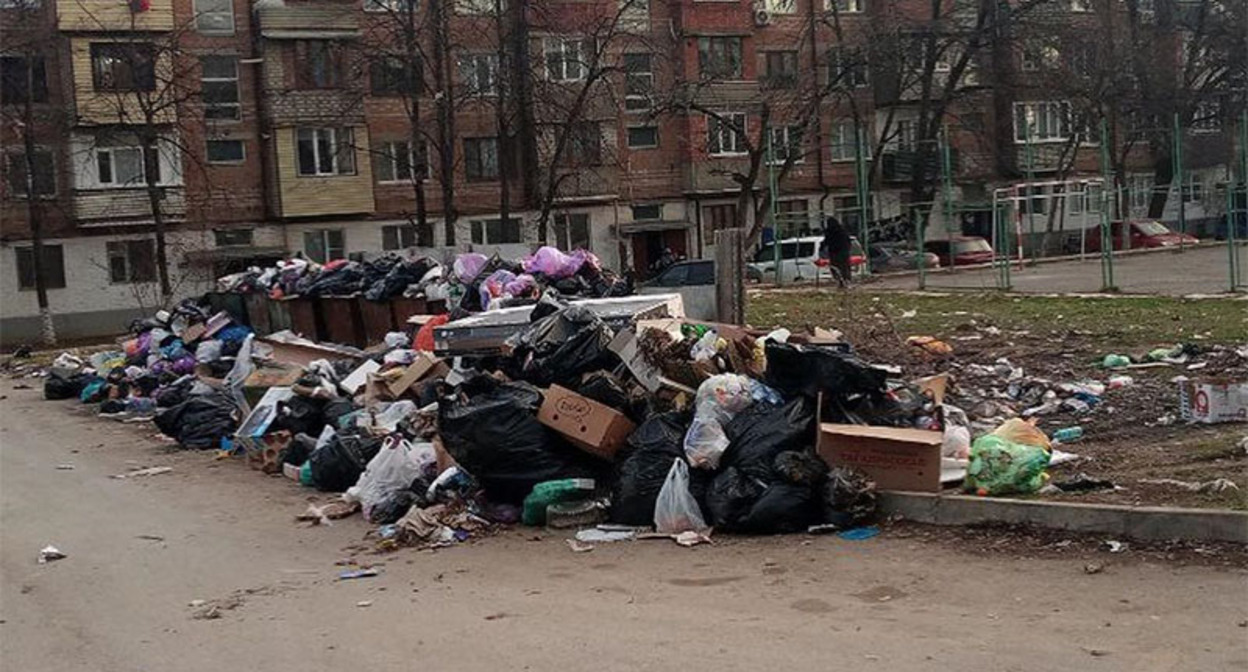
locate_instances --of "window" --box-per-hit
[1013,101,1072,143]
[623,53,653,111]
[15,244,65,290]
[545,38,589,83]
[96,145,160,186]
[768,125,803,163]
[563,122,602,167]
[382,224,418,250]
[295,40,344,89]
[1,55,48,104]
[631,204,661,221]
[1086,184,1103,213]
[6,150,55,198]
[365,0,417,11]
[827,0,863,12]
[296,128,355,176]
[698,36,743,79]
[459,53,498,96]
[200,56,240,120]
[1069,0,1091,11]
[455,0,501,14]
[891,118,917,151]
[1191,100,1221,134]
[627,125,658,148]
[303,229,345,263]
[829,121,862,161]
[194,0,234,35]
[1183,178,1204,203]
[107,240,156,284]
[206,139,245,163]
[552,213,590,251]
[214,228,253,246]
[91,43,156,92]
[1022,185,1047,215]
[707,113,746,156]
[374,140,428,182]
[828,48,867,88]
[763,51,798,89]
[1066,186,1084,215]
[776,199,811,233]
[1129,175,1151,210]
[470,217,521,245]
[371,55,423,96]
[1021,39,1059,72]
[620,0,649,29]
[765,0,797,14]
[1067,42,1097,77]
[703,203,738,231]
[464,137,499,181]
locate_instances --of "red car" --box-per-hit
[924,236,995,266]
[1084,220,1200,252]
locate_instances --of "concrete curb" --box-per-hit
[878,492,1248,544]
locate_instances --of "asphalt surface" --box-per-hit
[871,244,1247,295]
[2,379,1247,671]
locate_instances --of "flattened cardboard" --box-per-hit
[608,329,662,392]
[817,423,944,493]
[1178,379,1248,424]
[385,354,450,398]
[914,373,949,405]
[538,385,637,460]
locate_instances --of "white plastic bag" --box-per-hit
[654,459,708,535]
[346,437,436,521]
[683,416,731,469]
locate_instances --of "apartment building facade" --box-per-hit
[2,0,1241,342]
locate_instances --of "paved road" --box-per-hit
[870,244,1247,295]
[2,379,1247,671]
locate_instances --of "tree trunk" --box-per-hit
[142,133,173,305]
[432,0,457,247]
[21,57,56,346]
[495,1,511,238]
[403,6,430,246]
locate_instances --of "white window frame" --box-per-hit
[375,140,428,183]
[551,213,591,251]
[304,229,346,263]
[623,52,653,112]
[1068,0,1092,12]
[106,239,156,285]
[1191,100,1221,134]
[296,127,356,177]
[619,0,650,29]
[1129,175,1151,210]
[464,136,501,181]
[890,118,917,152]
[765,0,797,13]
[459,53,499,96]
[627,125,659,149]
[767,125,803,164]
[829,47,868,88]
[829,121,865,162]
[707,112,747,156]
[545,37,589,83]
[381,224,418,250]
[193,0,235,36]
[206,139,246,164]
[826,0,863,13]
[455,0,501,15]
[470,217,523,245]
[365,0,417,12]
[5,149,56,198]
[201,56,240,121]
[1013,101,1072,144]
[95,146,162,188]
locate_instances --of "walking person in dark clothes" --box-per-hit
[820,216,852,286]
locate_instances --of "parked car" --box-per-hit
[867,244,941,273]
[924,236,995,267]
[748,236,866,283]
[637,259,716,319]
[1083,220,1201,252]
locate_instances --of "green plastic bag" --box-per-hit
[522,478,595,526]
[963,435,1050,497]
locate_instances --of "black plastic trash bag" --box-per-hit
[763,342,887,399]
[821,467,877,529]
[281,432,319,467]
[308,431,384,492]
[529,288,569,322]
[154,391,240,450]
[370,490,417,525]
[438,381,595,504]
[271,396,327,436]
[576,370,629,411]
[738,482,823,534]
[772,450,828,487]
[610,412,710,525]
[505,306,616,387]
[44,371,91,400]
[721,397,816,482]
[704,466,765,530]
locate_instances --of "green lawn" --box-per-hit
[746,290,1248,347]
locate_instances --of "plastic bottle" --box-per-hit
[1051,426,1084,444]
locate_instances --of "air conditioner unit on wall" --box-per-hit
[754,9,771,26]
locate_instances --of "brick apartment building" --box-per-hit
[1,0,1241,343]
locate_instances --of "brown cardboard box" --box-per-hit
[538,385,637,460]
[816,423,944,493]
[385,354,451,399]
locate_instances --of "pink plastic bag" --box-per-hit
[453,253,489,283]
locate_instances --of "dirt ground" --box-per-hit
[747,290,1248,509]
[3,380,1248,672]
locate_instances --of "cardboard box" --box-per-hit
[385,354,451,398]
[1178,379,1248,424]
[816,423,944,492]
[538,385,637,460]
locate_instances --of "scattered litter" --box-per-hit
[1139,478,1240,494]
[111,466,172,479]
[837,526,879,541]
[356,600,373,608]
[136,534,166,542]
[338,568,380,580]
[1104,540,1127,553]
[574,528,638,543]
[55,464,75,470]
[1083,562,1104,575]
[565,539,594,553]
[37,545,66,563]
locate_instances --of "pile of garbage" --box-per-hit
[215,246,631,312]
[40,289,1122,551]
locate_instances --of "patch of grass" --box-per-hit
[746,290,1248,347]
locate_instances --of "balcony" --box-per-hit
[881,148,959,183]
[58,0,174,32]
[257,4,359,39]
[73,188,186,224]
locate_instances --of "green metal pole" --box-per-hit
[1098,118,1116,291]
[768,131,781,286]
[1024,123,1035,264]
[940,128,954,239]
[854,125,870,275]
[917,203,927,290]
[1174,112,1186,252]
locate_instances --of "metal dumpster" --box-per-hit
[283,296,321,342]
[244,293,272,336]
[358,298,396,346]
[319,296,365,347]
